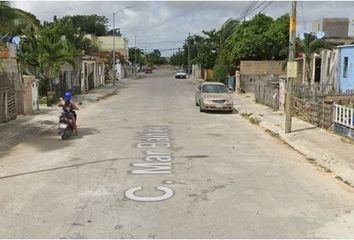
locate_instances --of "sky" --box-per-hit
[13,1,354,57]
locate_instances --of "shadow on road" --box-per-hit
[202,109,239,115]
[24,127,100,153]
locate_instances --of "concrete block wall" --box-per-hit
[240,61,286,76]
[0,59,22,89]
[22,75,35,115]
[313,18,349,38]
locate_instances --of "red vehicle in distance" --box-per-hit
[144,67,153,74]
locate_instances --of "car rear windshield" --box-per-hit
[202,85,227,93]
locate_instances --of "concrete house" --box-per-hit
[54,56,105,95]
[293,18,354,93]
[0,43,39,123]
[95,36,131,79]
[337,45,354,94]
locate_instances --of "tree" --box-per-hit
[296,33,333,85]
[59,15,109,36]
[193,30,219,69]
[129,47,144,64]
[18,23,77,96]
[0,1,40,35]
[145,49,163,66]
[107,28,122,37]
[213,18,239,82]
[170,50,184,66]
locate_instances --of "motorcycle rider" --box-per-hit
[58,92,79,135]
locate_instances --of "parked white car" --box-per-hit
[175,70,187,79]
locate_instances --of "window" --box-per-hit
[202,85,227,93]
[327,57,331,76]
[343,57,348,78]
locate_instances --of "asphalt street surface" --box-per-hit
[1,68,354,238]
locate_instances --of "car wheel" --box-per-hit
[199,105,204,112]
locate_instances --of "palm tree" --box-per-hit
[17,29,76,96]
[219,18,239,48]
[296,33,333,85]
[0,1,40,35]
[213,18,239,82]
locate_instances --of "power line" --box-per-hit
[240,1,270,21]
[245,1,267,18]
[236,1,274,22]
[259,1,273,14]
[238,1,257,20]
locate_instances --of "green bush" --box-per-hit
[213,63,228,83]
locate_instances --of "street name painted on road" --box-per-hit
[125,126,175,202]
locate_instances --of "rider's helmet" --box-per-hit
[64,92,72,101]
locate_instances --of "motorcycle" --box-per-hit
[58,111,75,140]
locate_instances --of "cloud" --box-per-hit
[13,1,354,56]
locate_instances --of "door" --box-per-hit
[314,58,321,83]
[32,81,39,111]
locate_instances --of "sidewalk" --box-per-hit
[191,76,354,186]
[232,92,354,187]
[0,81,122,156]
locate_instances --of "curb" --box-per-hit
[239,108,354,188]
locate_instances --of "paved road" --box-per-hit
[1,68,354,238]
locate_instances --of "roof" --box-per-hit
[337,44,354,49]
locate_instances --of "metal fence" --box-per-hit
[255,80,279,109]
[334,104,354,129]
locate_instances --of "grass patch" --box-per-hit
[265,129,280,138]
[335,175,344,181]
[39,96,47,105]
[249,117,260,125]
[240,112,250,118]
[240,111,260,125]
[341,137,354,145]
[306,158,316,164]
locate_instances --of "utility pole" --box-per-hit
[134,35,137,76]
[285,0,297,133]
[188,32,191,74]
[112,6,133,85]
[112,12,116,86]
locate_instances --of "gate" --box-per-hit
[0,89,17,123]
[0,89,7,123]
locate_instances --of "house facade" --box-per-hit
[337,45,354,94]
[0,44,39,123]
[96,36,129,60]
[56,55,105,96]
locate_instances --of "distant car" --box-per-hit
[195,82,234,113]
[145,67,152,74]
[175,70,187,79]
